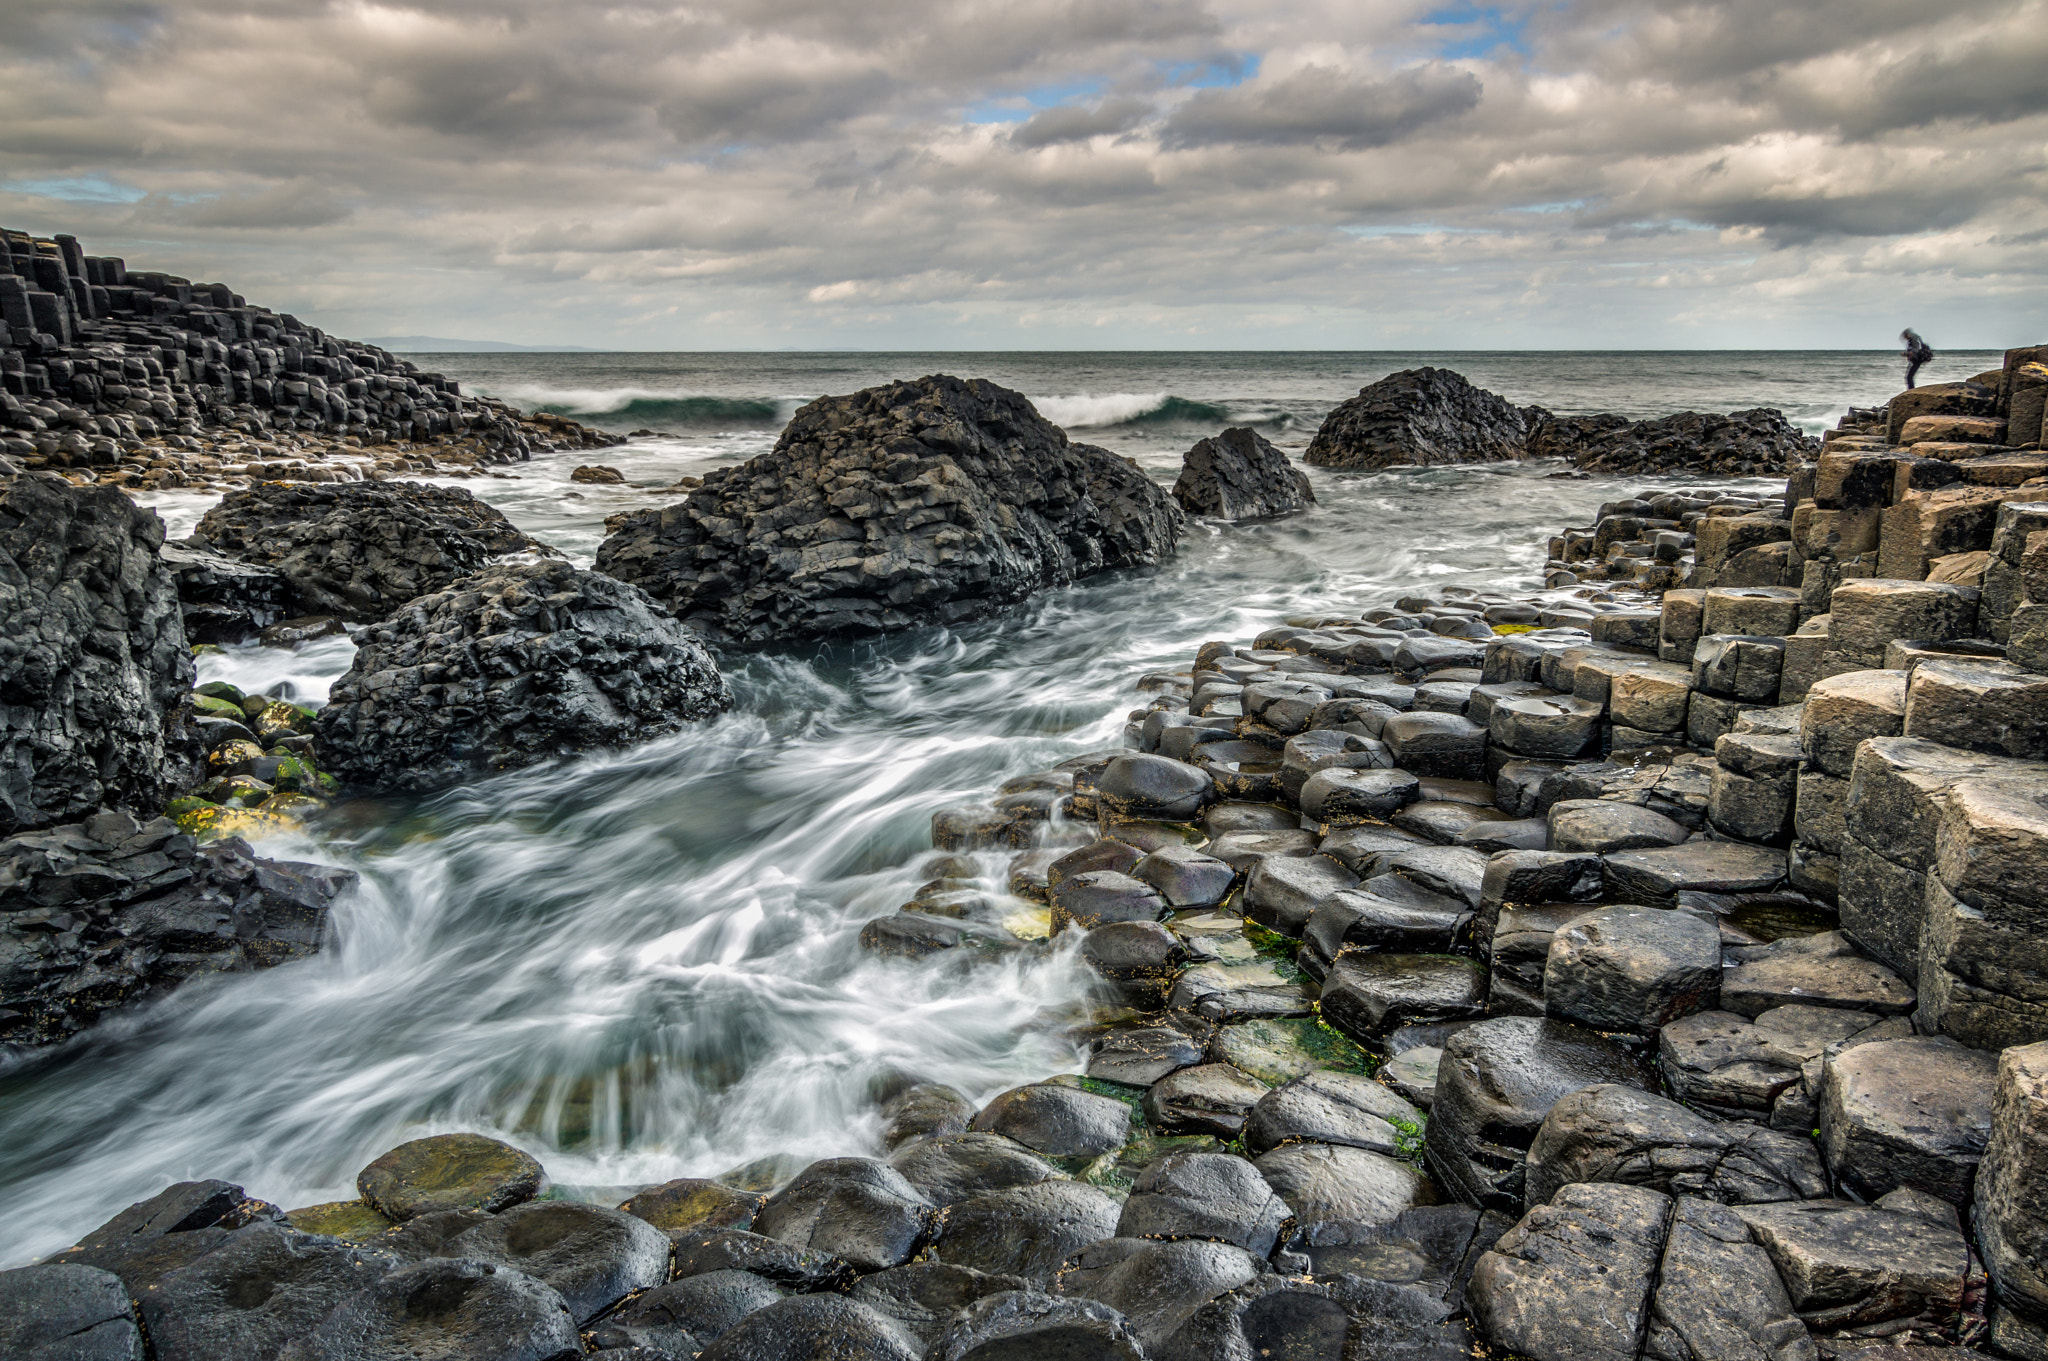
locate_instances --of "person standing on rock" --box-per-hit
[1901,329,1934,389]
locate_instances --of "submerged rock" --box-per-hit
[315,559,730,792]
[595,375,1182,645]
[1,474,197,835]
[1173,426,1316,520]
[191,479,551,622]
[1305,368,1536,469]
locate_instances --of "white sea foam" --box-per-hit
[1030,391,1176,427]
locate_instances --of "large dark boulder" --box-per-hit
[275,1256,582,1361]
[1172,427,1315,520]
[1304,368,1536,469]
[1,473,196,834]
[593,375,1182,645]
[1529,408,1819,477]
[160,539,293,644]
[1,811,355,1048]
[139,1221,401,1361]
[315,559,731,793]
[191,479,550,622]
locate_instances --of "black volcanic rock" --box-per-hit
[0,472,197,835]
[0,809,355,1047]
[193,480,552,622]
[1305,368,1537,469]
[316,559,730,793]
[594,375,1183,646]
[1173,427,1315,520]
[1530,409,1819,476]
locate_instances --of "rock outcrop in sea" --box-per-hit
[1305,367,1540,469]
[596,375,1183,645]
[191,479,554,622]
[0,469,197,835]
[1530,408,1819,477]
[1304,366,1820,476]
[1172,426,1315,520]
[316,560,733,793]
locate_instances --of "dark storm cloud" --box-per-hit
[1161,63,1482,150]
[0,0,2040,346]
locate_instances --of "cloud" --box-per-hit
[0,0,2038,348]
[1008,97,1152,148]
[1161,62,1482,149]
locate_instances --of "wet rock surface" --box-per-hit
[595,375,1182,645]
[1,813,354,1047]
[1306,367,1539,469]
[192,480,549,621]
[314,559,731,793]
[1,473,196,834]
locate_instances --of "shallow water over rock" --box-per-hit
[3,439,1776,1265]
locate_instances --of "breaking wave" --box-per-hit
[1031,392,1235,430]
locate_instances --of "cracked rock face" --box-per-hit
[1,473,197,835]
[315,559,731,793]
[0,808,356,1048]
[193,480,552,622]
[594,374,1183,646]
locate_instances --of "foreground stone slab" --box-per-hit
[1526,1084,1825,1208]
[1818,1035,1996,1206]
[1424,1016,1649,1212]
[1468,1182,1671,1361]
[357,1133,545,1222]
[1977,1041,2048,1325]
[1732,1198,1968,1329]
[1647,1197,1817,1361]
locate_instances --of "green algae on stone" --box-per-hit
[1210,1017,1375,1087]
[284,1199,395,1241]
[356,1132,545,1221]
[618,1177,765,1234]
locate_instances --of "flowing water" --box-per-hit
[0,350,1986,1264]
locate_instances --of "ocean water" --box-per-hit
[0,351,1963,1264]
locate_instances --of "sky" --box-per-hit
[1,0,2045,351]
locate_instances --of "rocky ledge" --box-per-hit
[1,224,620,498]
[596,374,1183,646]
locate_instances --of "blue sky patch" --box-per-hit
[1157,53,1260,88]
[1,174,147,204]
[965,77,1110,124]
[1422,3,1531,58]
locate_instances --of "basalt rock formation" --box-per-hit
[0,809,354,1048]
[1530,409,1818,478]
[595,375,1183,646]
[192,480,555,622]
[1305,367,1541,470]
[1173,427,1316,521]
[316,559,732,793]
[0,469,197,835]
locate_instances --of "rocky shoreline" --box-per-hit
[3,224,2047,1361]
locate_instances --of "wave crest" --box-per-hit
[1032,392,1234,430]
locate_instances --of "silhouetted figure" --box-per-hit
[1902,329,1934,389]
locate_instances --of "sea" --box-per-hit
[0,349,2001,1263]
